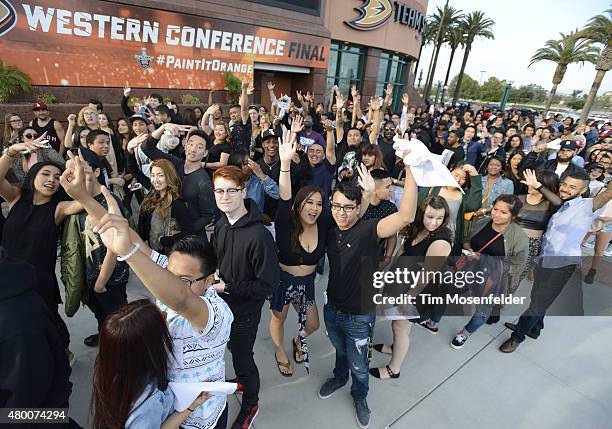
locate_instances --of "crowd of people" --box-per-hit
[1,79,612,429]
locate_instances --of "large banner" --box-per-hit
[0,0,329,89]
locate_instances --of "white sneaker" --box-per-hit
[604,244,612,257]
[582,237,595,249]
[451,333,468,349]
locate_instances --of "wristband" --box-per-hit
[280,169,290,172]
[187,406,195,412]
[117,243,140,262]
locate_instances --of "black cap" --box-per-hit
[128,114,150,125]
[559,140,577,150]
[262,129,278,141]
[586,162,604,171]
[79,147,105,170]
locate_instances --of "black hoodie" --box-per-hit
[212,199,279,316]
[0,251,73,409]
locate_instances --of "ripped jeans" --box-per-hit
[323,304,375,401]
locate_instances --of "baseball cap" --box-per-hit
[261,129,277,141]
[559,141,577,150]
[128,113,150,125]
[586,162,604,171]
[32,102,48,111]
[599,130,612,138]
[346,100,353,107]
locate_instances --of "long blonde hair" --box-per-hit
[140,159,182,223]
[3,112,21,147]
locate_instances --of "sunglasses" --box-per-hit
[24,133,38,139]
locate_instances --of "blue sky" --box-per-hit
[419,0,611,95]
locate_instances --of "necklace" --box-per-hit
[264,158,279,170]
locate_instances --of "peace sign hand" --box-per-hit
[60,150,88,201]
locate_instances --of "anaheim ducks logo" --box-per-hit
[0,0,17,37]
[345,0,393,31]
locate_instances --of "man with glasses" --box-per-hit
[29,102,65,155]
[141,123,216,239]
[210,165,279,429]
[318,159,417,429]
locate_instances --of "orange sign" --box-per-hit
[0,0,330,89]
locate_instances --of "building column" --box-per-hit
[361,47,382,100]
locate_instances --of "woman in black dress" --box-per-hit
[1,142,83,355]
[371,196,453,380]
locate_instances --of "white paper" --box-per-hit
[392,136,464,193]
[169,382,237,412]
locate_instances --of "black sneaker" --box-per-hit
[584,268,596,284]
[354,399,371,429]
[231,404,259,429]
[416,320,439,334]
[451,333,468,349]
[84,334,99,347]
[318,378,346,399]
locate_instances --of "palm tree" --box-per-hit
[423,2,463,100]
[529,31,599,118]
[451,11,495,105]
[440,25,464,101]
[413,21,437,89]
[577,8,611,122]
[0,60,32,103]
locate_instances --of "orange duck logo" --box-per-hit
[345,0,393,31]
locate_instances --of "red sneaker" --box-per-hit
[231,404,259,429]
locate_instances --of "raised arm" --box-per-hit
[240,78,251,125]
[63,114,76,150]
[351,85,359,128]
[323,118,337,166]
[377,155,418,238]
[400,93,409,136]
[335,90,345,144]
[121,87,133,118]
[278,132,297,201]
[520,169,563,207]
[53,120,66,157]
[369,96,382,145]
[201,104,218,135]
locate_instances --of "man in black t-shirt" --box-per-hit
[318,162,418,429]
[362,169,398,257]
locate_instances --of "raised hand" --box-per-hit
[267,81,275,91]
[521,169,542,189]
[323,118,334,133]
[94,186,133,256]
[356,164,375,194]
[127,134,148,152]
[67,114,77,125]
[402,93,409,105]
[296,90,304,103]
[279,134,297,163]
[163,123,192,135]
[291,115,304,134]
[241,78,250,89]
[60,150,88,201]
[370,96,382,111]
[123,87,131,97]
[246,85,255,96]
[385,83,393,97]
[304,92,314,103]
[401,149,413,167]
[351,85,359,98]
[336,93,345,110]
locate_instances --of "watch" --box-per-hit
[2,147,17,157]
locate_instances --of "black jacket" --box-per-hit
[0,252,72,409]
[539,158,584,180]
[212,200,279,316]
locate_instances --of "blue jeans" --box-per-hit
[323,304,375,401]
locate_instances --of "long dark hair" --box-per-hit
[20,161,65,204]
[289,186,324,258]
[403,195,450,242]
[92,299,173,429]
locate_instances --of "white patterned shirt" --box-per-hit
[157,287,233,429]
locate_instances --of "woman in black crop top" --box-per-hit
[269,132,330,376]
[370,196,453,380]
[515,170,559,289]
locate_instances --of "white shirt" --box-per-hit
[157,288,233,429]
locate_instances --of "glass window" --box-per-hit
[327,42,366,105]
[375,51,411,112]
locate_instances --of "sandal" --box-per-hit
[369,365,400,380]
[293,337,304,364]
[373,344,394,355]
[275,352,293,377]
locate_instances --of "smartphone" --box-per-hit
[39,139,51,148]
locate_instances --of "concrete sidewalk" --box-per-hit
[62,267,612,429]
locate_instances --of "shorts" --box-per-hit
[270,270,316,312]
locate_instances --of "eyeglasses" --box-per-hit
[10,119,22,123]
[180,275,206,288]
[331,203,357,213]
[84,112,98,117]
[24,133,38,139]
[214,188,243,196]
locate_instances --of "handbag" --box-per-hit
[454,230,503,271]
